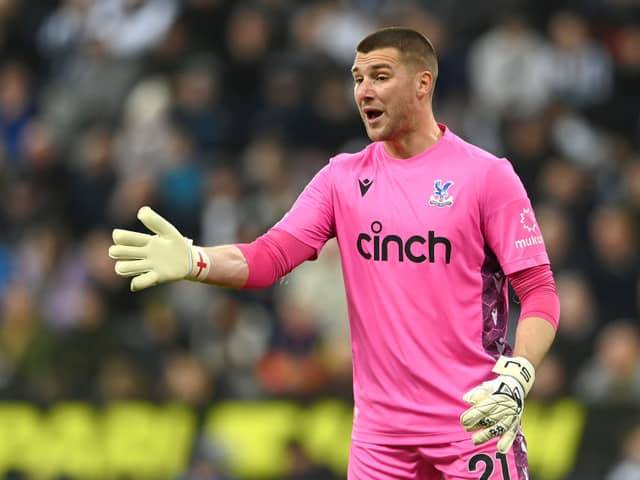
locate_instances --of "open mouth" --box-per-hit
[364,109,384,122]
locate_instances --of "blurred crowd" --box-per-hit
[0,0,639,478]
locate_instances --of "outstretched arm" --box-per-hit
[109,206,316,291]
[199,245,249,288]
[110,164,334,292]
[200,230,318,288]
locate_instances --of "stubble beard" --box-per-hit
[365,117,393,142]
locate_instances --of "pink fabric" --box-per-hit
[349,434,525,480]
[235,228,316,289]
[273,124,551,444]
[508,264,560,330]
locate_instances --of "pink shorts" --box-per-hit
[348,433,528,480]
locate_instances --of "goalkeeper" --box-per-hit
[109,27,559,479]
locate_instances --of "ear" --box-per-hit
[416,70,434,99]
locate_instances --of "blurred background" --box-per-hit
[0,0,638,479]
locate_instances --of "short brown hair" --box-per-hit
[356,26,438,79]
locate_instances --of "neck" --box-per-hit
[383,115,442,159]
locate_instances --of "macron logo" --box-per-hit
[359,178,373,197]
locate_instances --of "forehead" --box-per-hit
[351,47,403,72]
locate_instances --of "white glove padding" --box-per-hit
[460,355,535,453]
[108,206,211,291]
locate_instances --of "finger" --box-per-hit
[461,412,497,432]
[137,206,180,237]
[131,271,159,292]
[496,421,519,453]
[115,259,151,277]
[112,229,152,247]
[460,403,493,430]
[462,385,490,405]
[108,245,146,260]
[471,421,508,446]
[460,407,475,430]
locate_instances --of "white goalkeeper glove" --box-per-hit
[460,355,535,453]
[108,206,211,292]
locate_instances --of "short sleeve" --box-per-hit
[273,162,335,256]
[482,160,550,275]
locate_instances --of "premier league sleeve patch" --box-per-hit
[515,207,544,250]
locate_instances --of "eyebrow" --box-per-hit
[350,63,393,74]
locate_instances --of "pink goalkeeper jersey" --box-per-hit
[274,124,550,444]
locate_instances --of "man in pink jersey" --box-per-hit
[109,27,559,479]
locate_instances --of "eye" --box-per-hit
[353,77,363,84]
[376,74,388,81]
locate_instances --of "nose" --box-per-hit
[355,81,374,104]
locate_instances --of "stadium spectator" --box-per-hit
[606,423,640,480]
[574,320,640,405]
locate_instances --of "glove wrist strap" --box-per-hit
[187,245,211,281]
[492,355,535,396]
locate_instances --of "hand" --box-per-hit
[460,355,535,453]
[108,206,210,291]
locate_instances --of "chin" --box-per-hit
[365,129,386,142]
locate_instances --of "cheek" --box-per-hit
[387,84,412,107]
[400,90,419,114]
[388,93,410,118]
